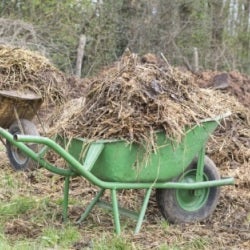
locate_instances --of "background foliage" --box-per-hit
[0,0,250,76]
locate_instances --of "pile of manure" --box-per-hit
[49,50,233,147]
[0,45,68,105]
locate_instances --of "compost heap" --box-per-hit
[195,71,250,188]
[49,50,237,148]
[0,45,68,105]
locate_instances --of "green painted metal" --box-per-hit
[134,188,152,234]
[66,120,219,182]
[77,189,105,224]
[63,176,70,221]
[4,126,234,190]
[111,189,121,234]
[83,143,104,171]
[0,128,74,177]
[176,169,209,211]
[96,200,139,220]
[196,146,206,182]
[195,146,206,196]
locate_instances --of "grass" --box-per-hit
[92,234,135,250]
[0,193,82,249]
[40,224,81,248]
[0,235,43,250]
[160,220,170,232]
[0,228,81,250]
[0,196,35,217]
[183,237,209,250]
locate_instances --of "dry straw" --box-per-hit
[49,50,233,147]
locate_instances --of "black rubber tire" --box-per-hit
[6,119,40,171]
[156,156,220,224]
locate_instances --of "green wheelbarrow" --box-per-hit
[0,112,234,234]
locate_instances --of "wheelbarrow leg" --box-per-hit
[63,176,70,222]
[135,188,152,234]
[111,189,121,234]
[76,188,105,224]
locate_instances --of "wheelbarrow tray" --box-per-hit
[64,117,220,183]
[0,90,43,128]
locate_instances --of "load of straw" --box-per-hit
[0,45,68,105]
[49,50,233,147]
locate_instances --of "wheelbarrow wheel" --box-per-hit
[156,156,220,224]
[6,119,40,171]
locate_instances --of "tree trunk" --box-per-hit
[210,0,225,46]
[75,34,86,78]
